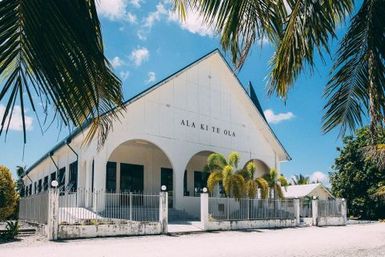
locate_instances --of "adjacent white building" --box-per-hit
[22,49,290,217]
[283,184,334,201]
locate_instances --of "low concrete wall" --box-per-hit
[206,219,297,231]
[317,216,346,227]
[301,218,313,226]
[58,221,161,239]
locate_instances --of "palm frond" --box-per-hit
[279,175,289,187]
[245,180,257,198]
[323,0,385,137]
[269,0,353,98]
[230,173,246,199]
[274,184,284,199]
[292,174,310,185]
[228,151,240,168]
[207,171,222,193]
[0,0,123,145]
[207,153,227,171]
[255,177,269,199]
[173,0,284,69]
[222,165,233,195]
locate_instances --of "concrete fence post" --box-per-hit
[92,190,97,212]
[294,198,300,225]
[129,192,133,221]
[312,197,318,226]
[159,192,168,234]
[246,198,250,220]
[200,193,209,230]
[48,188,59,241]
[341,198,347,225]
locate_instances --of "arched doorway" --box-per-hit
[183,151,214,197]
[107,139,174,207]
[244,159,270,178]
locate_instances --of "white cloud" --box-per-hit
[129,0,143,8]
[168,9,216,37]
[137,2,168,40]
[0,105,33,131]
[136,1,215,40]
[310,171,329,185]
[130,47,149,66]
[126,12,137,23]
[119,71,130,81]
[97,0,137,23]
[110,56,124,69]
[264,109,295,124]
[145,72,156,84]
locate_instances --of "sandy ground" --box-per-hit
[1,223,384,257]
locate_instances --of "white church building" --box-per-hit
[22,49,290,218]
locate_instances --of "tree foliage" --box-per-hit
[291,174,310,185]
[330,127,385,219]
[173,0,385,141]
[0,0,123,145]
[0,165,18,221]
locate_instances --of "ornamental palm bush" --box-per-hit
[263,168,288,200]
[206,152,268,199]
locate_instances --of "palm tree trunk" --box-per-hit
[368,49,380,145]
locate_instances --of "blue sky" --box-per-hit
[0,0,353,184]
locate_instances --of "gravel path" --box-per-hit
[1,223,384,257]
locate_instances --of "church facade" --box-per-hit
[23,50,290,217]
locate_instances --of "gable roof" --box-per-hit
[283,183,334,199]
[25,49,290,174]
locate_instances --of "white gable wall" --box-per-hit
[25,51,289,211]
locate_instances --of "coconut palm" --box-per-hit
[263,168,288,199]
[206,152,270,199]
[173,0,385,144]
[0,0,123,145]
[292,174,310,185]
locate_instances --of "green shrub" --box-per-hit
[0,221,19,241]
[0,165,18,220]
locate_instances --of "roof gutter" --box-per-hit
[66,139,79,161]
[49,152,59,172]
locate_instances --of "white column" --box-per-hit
[171,159,185,210]
[159,191,168,233]
[312,197,318,226]
[93,157,107,212]
[294,198,300,225]
[84,160,93,208]
[200,193,209,230]
[116,162,121,193]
